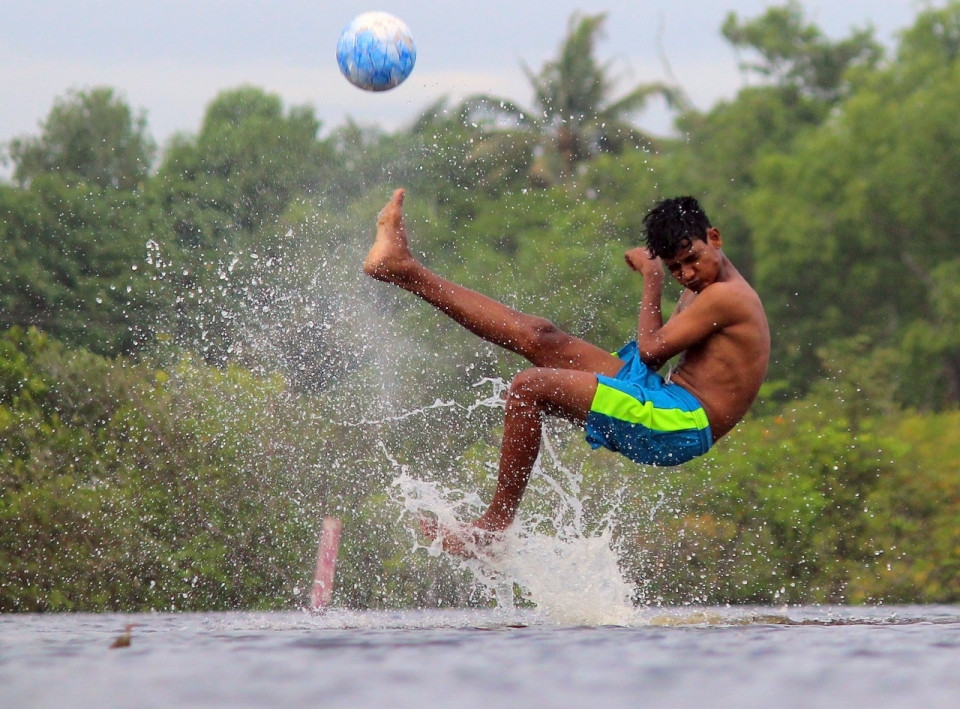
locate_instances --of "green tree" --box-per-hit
[0,326,479,612]
[743,2,960,403]
[155,86,331,252]
[0,177,162,355]
[8,87,155,190]
[521,12,684,179]
[722,1,881,102]
[0,89,163,355]
[321,119,425,207]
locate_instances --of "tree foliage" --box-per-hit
[743,2,960,403]
[155,86,331,253]
[522,12,686,177]
[0,178,161,356]
[722,0,881,101]
[9,87,155,191]
[0,326,474,611]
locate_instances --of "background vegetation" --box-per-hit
[4,1,960,611]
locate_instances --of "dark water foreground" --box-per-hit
[2,607,960,708]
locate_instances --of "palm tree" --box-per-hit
[416,13,689,187]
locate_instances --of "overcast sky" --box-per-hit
[0,0,931,155]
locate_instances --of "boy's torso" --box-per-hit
[669,279,770,439]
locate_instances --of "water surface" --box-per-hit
[3,606,960,708]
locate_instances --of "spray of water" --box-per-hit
[385,384,638,626]
[144,192,693,620]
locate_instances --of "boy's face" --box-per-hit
[662,228,724,293]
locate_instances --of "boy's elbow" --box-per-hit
[640,353,666,370]
[637,337,672,370]
[637,345,665,368]
[637,337,662,362]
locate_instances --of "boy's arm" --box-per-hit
[630,251,669,371]
[625,248,741,368]
[645,290,696,371]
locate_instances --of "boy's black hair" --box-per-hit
[642,196,712,259]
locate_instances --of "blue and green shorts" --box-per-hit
[585,341,713,467]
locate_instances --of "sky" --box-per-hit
[0,0,930,159]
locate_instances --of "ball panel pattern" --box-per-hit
[336,12,417,92]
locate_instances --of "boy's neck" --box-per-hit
[714,252,739,284]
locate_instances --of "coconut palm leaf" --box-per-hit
[409,97,453,134]
[419,11,688,186]
[602,81,692,119]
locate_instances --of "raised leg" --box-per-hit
[364,189,623,377]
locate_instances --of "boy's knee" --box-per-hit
[520,317,564,354]
[508,367,547,401]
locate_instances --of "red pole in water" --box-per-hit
[311,517,342,611]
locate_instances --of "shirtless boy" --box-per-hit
[364,189,770,553]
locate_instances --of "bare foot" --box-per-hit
[363,188,418,284]
[419,517,505,559]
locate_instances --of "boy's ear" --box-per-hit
[706,227,723,249]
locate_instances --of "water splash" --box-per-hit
[143,204,681,617]
[344,377,509,427]
[390,427,638,626]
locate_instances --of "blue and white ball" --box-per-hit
[336,12,416,92]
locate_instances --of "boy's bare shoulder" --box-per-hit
[699,279,759,305]
[695,279,764,325]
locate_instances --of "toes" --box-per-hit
[377,190,405,226]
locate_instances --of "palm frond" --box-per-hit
[602,82,690,119]
[409,97,452,134]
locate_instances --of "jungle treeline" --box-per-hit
[4,1,960,611]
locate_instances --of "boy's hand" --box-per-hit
[625,247,664,281]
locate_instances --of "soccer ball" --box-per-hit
[336,12,417,92]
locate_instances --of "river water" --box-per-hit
[3,606,960,709]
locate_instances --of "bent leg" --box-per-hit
[364,189,623,377]
[475,367,598,532]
